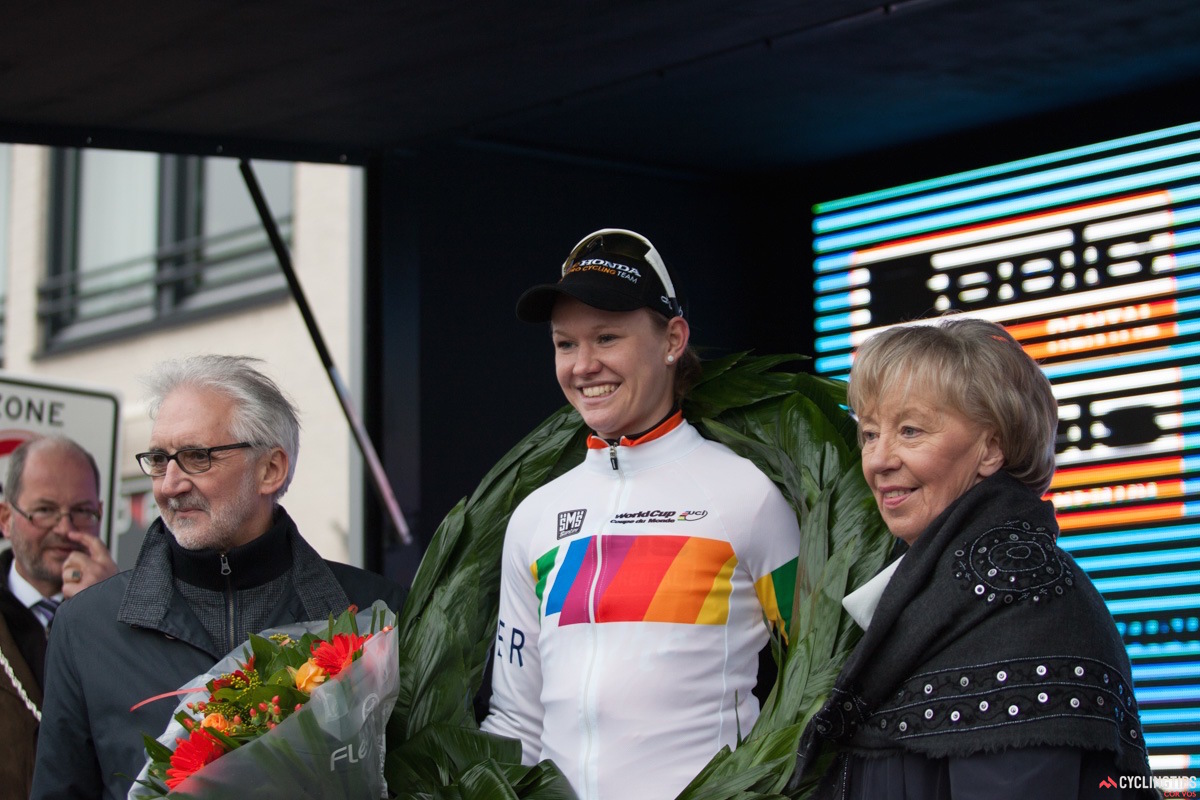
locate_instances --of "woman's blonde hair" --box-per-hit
[846,316,1059,494]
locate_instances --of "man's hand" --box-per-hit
[61,530,118,599]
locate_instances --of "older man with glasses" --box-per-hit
[1,435,117,799]
[31,355,407,800]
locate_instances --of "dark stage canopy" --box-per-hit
[5,0,1200,172]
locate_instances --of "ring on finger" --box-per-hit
[69,568,82,582]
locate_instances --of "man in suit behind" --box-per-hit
[0,435,117,800]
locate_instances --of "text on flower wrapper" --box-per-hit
[361,692,381,721]
[330,739,371,770]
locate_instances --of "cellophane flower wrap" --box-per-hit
[129,601,399,799]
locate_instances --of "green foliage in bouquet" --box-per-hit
[385,353,892,799]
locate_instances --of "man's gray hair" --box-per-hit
[143,355,300,500]
[3,435,101,504]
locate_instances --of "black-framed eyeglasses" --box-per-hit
[9,503,101,529]
[134,442,256,476]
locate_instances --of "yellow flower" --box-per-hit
[294,659,327,693]
[201,712,231,732]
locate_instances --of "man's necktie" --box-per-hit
[31,597,61,633]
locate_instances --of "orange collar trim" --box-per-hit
[586,410,684,449]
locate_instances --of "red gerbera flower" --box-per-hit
[310,632,370,676]
[166,728,227,789]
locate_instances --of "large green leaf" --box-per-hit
[385,353,892,799]
[674,724,805,799]
[387,724,521,791]
[457,761,522,800]
[502,761,580,800]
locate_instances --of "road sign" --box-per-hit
[0,371,121,545]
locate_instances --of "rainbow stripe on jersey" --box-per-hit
[754,558,797,641]
[531,534,796,632]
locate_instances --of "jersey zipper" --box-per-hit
[582,441,624,797]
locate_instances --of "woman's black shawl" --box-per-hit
[796,471,1152,789]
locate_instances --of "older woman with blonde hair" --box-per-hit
[795,316,1155,799]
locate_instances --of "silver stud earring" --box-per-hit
[667,354,676,364]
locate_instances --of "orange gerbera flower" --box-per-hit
[311,632,370,676]
[166,729,227,789]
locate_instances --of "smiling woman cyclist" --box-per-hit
[479,229,803,800]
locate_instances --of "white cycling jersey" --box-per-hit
[482,414,802,800]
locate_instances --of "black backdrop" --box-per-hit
[364,145,809,578]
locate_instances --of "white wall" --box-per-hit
[2,147,363,564]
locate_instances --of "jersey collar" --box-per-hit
[586,409,684,450]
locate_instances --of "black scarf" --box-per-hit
[796,471,1151,784]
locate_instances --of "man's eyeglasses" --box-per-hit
[135,442,256,476]
[10,503,101,529]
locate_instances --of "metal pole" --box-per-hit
[238,159,412,546]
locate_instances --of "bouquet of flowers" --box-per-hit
[130,602,398,799]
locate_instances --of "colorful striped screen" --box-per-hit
[812,119,1200,773]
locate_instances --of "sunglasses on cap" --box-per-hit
[562,228,683,318]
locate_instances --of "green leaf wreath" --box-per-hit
[384,353,893,799]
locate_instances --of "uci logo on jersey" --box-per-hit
[557,509,587,539]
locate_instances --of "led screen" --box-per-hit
[812,120,1200,773]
